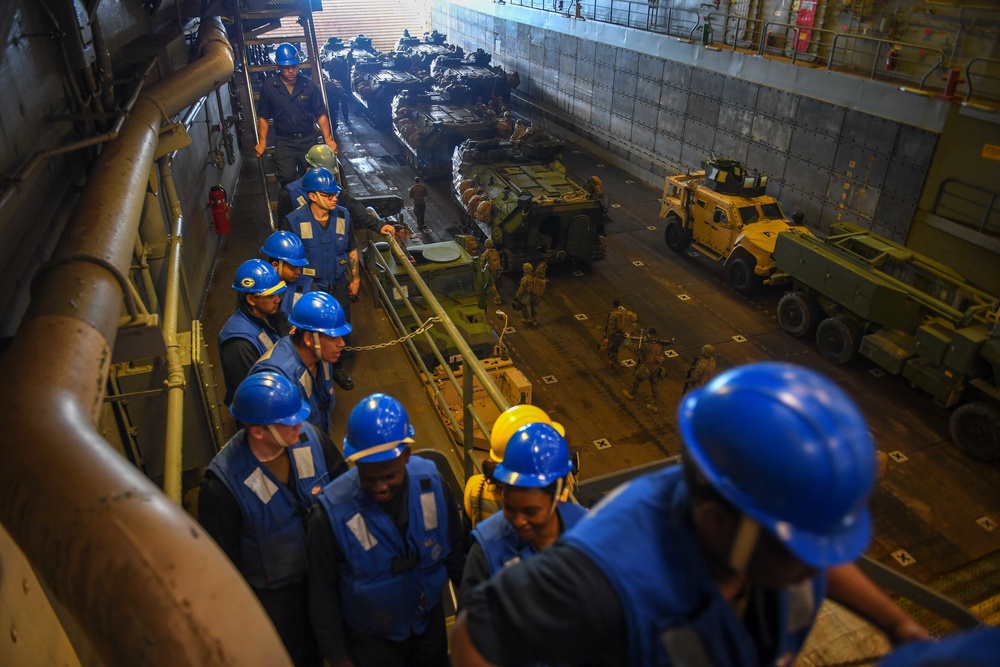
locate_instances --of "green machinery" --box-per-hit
[373,239,496,369]
[451,132,607,271]
[773,223,1000,461]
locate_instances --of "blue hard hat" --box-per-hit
[288,292,352,338]
[302,167,341,195]
[232,259,287,295]
[262,231,309,267]
[230,371,311,426]
[494,422,573,488]
[274,43,301,66]
[677,362,877,568]
[343,393,415,463]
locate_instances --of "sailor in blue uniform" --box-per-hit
[262,230,311,320]
[276,144,396,237]
[199,372,347,666]
[251,292,350,444]
[280,167,357,391]
[218,259,286,406]
[307,393,466,667]
[452,362,928,666]
[460,419,586,609]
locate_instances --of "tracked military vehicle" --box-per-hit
[660,157,812,294]
[451,129,608,269]
[373,239,496,369]
[392,89,507,181]
[429,49,517,102]
[773,223,1000,461]
[395,29,458,72]
[321,34,379,89]
[351,53,432,129]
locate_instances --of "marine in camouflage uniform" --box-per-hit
[683,344,718,394]
[601,299,629,370]
[514,262,545,325]
[480,239,503,304]
[622,327,665,412]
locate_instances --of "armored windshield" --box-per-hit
[738,205,760,224]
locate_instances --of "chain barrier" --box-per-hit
[344,316,441,352]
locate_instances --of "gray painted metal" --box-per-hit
[434,0,942,241]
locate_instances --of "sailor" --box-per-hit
[218,259,286,406]
[251,292,350,444]
[199,372,346,666]
[307,394,466,667]
[262,231,310,320]
[452,362,928,666]
[280,167,357,391]
[459,420,586,609]
[463,404,565,528]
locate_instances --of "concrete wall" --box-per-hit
[432,0,951,243]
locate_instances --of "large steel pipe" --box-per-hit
[0,17,291,666]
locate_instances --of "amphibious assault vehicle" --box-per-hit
[660,157,812,293]
[392,90,510,181]
[451,129,608,270]
[773,223,1000,461]
[351,53,432,128]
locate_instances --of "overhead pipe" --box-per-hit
[0,15,291,667]
[157,154,189,505]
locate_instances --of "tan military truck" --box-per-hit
[660,157,811,294]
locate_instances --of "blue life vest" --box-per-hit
[285,177,309,211]
[279,275,314,318]
[286,203,351,292]
[218,308,280,358]
[252,336,334,437]
[561,467,826,667]
[318,457,450,641]
[473,502,588,576]
[207,424,329,589]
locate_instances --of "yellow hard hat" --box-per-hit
[489,404,564,462]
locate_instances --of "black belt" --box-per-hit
[278,132,313,139]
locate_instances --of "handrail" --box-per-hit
[0,16,292,666]
[365,235,512,482]
[502,0,968,96]
[965,56,1000,102]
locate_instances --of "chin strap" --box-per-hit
[267,424,293,447]
[549,478,565,516]
[728,513,760,574]
[311,331,331,383]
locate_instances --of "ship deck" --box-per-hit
[200,110,1000,634]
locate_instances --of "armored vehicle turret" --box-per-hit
[773,223,1000,461]
[451,129,608,269]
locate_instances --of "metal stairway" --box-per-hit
[229,0,330,230]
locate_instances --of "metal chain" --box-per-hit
[344,316,441,352]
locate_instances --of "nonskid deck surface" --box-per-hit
[203,109,1000,625]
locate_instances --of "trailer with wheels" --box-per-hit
[772,223,1000,461]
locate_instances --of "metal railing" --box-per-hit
[934,178,1000,237]
[500,0,998,101]
[363,233,511,480]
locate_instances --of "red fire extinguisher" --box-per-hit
[208,185,231,235]
[765,31,774,47]
[886,47,899,71]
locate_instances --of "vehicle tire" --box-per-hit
[949,401,1000,462]
[777,291,821,338]
[727,255,761,294]
[815,315,861,365]
[664,217,689,252]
